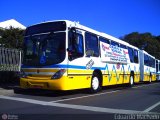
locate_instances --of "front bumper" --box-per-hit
[20,76,68,90]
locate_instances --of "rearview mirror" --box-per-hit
[70,27,77,43]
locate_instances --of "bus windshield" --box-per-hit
[23,32,66,66]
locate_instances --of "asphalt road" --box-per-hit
[0,82,160,120]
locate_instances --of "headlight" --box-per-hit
[51,69,66,79]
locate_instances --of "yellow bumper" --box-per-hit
[20,76,70,90]
[20,75,91,91]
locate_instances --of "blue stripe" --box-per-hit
[21,64,106,70]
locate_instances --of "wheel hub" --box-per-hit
[92,77,99,90]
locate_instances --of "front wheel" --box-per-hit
[90,74,101,93]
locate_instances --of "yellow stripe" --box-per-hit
[68,69,93,74]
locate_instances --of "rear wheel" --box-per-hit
[129,75,134,87]
[90,73,101,93]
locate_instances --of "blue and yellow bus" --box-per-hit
[20,20,156,92]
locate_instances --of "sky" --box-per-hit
[0,0,160,38]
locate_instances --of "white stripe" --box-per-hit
[144,101,160,112]
[0,95,152,114]
[51,90,120,103]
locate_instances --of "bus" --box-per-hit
[156,59,160,80]
[20,20,156,92]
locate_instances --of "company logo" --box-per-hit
[2,114,7,120]
[86,59,94,69]
[102,44,110,51]
[1,114,18,120]
[110,45,122,55]
[123,50,128,55]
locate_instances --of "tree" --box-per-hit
[122,32,160,59]
[0,27,25,49]
[156,35,160,43]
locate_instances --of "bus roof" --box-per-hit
[65,20,131,47]
[28,20,130,46]
[27,20,141,52]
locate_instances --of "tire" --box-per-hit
[129,75,134,87]
[90,73,101,93]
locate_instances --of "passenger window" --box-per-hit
[144,54,149,66]
[111,41,119,47]
[99,37,110,44]
[128,47,134,63]
[120,44,126,49]
[85,32,99,57]
[76,34,84,56]
[134,49,138,63]
[68,28,84,61]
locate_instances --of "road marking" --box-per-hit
[0,95,155,114]
[51,90,120,103]
[144,101,160,112]
[50,82,159,103]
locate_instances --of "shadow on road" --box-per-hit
[13,87,89,97]
[13,84,130,98]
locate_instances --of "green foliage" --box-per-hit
[0,27,25,49]
[122,32,160,59]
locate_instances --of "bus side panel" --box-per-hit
[67,69,93,89]
[152,74,156,81]
[143,73,150,82]
[134,72,141,83]
[102,64,130,86]
[116,71,124,85]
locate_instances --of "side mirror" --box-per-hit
[67,47,72,53]
[70,27,77,43]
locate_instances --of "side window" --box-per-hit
[120,44,126,49]
[156,60,158,72]
[148,56,151,67]
[144,54,149,66]
[111,41,119,47]
[99,37,110,44]
[134,49,138,63]
[152,58,155,68]
[85,32,99,57]
[68,28,84,60]
[128,47,134,63]
[149,57,155,68]
[75,34,84,55]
